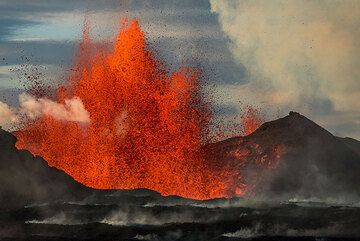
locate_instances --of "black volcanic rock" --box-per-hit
[0,127,93,209]
[338,137,360,156]
[205,111,360,201]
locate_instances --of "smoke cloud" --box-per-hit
[210,0,360,137]
[0,93,90,127]
[0,102,17,127]
[19,93,90,123]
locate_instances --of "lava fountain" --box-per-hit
[15,19,264,199]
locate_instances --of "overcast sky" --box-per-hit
[0,0,359,139]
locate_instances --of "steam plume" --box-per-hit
[0,93,90,126]
[210,0,360,137]
[0,102,17,127]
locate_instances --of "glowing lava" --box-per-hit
[241,107,263,136]
[15,19,270,199]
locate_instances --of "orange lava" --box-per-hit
[15,19,275,199]
[241,107,263,136]
[15,19,232,199]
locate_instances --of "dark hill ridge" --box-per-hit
[0,128,165,210]
[1,111,360,208]
[205,111,360,201]
[0,128,93,208]
[338,136,360,156]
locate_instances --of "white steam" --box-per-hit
[19,93,90,123]
[25,212,83,225]
[222,227,261,239]
[0,93,90,127]
[133,231,182,241]
[0,102,17,126]
[101,208,221,226]
[222,223,347,238]
[210,0,360,137]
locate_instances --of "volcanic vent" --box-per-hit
[14,19,269,199]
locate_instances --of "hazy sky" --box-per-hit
[0,0,359,139]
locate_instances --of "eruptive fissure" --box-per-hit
[15,19,270,199]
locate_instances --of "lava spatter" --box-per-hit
[15,19,276,199]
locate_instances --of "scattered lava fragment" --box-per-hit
[241,107,263,136]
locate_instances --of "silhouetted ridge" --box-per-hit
[338,137,360,156]
[207,111,360,201]
[0,127,93,208]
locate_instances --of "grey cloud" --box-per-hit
[0,1,85,41]
[0,18,40,41]
[0,36,244,88]
[0,40,75,66]
[324,111,360,139]
[0,0,210,16]
[151,35,246,85]
[121,0,210,11]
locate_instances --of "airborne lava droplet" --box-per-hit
[241,107,263,136]
[15,19,275,199]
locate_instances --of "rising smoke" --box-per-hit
[0,102,17,127]
[210,0,360,138]
[0,93,90,127]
